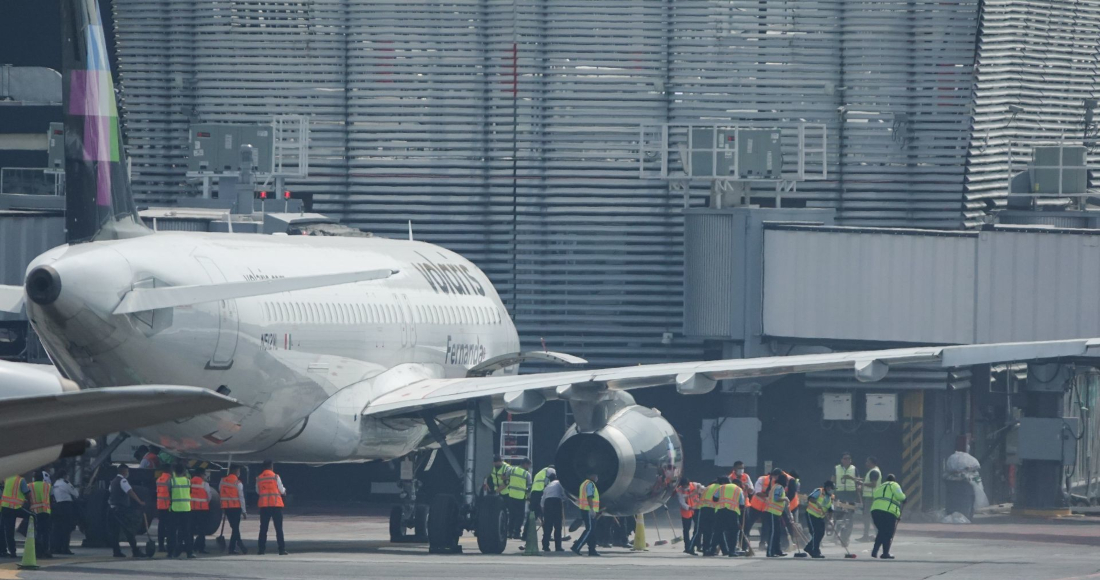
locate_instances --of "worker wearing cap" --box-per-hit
[108,464,146,558]
[803,480,835,558]
[256,460,288,556]
[504,458,531,539]
[571,472,600,556]
[220,466,248,554]
[858,456,882,542]
[765,471,789,557]
[675,477,701,554]
[870,474,905,560]
[540,472,566,552]
[168,463,193,559]
[28,471,52,559]
[190,467,212,554]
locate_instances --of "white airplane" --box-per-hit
[0,360,238,480]
[2,0,1096,554]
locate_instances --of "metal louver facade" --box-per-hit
[110,0,1100,367]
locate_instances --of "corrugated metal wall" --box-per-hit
[0,213,65,322]
[966,0,1100,213]
[109,0,1100,367]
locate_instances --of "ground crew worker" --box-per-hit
[765,471,789,557]
[859,456,882,542]
[675,477,701,553]
[155,469,171,552]
[803,480,835,558]
[529,464,555,521]
[832,452,858,544]
[0,472,28,558]
[29,471,52,559]
[745,471,773,550]
[690,477,721,555]
[191,467,212,554]
[504,458,531,539]
[489,456,510,495]
[220,466,247,554]
[710,476,745,557]
[108,464,145,558]
[571,472,600,556]
[50,470,78,555]
[870,474,905,560]
[782,470,801,551]
[256,460,288,556]
[728,461,752,491]
[540,472,565,552]
[142,446,163,469]
[168,463,194,559]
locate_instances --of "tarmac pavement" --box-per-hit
[2,512,1098,580]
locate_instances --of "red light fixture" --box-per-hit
[260,191,268,199]
[284,191,291,200]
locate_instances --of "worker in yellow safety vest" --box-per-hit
[690,478,721,555]
[764,470,790,558]
[870,474,906,560]
[504,458,531,539]
[803,480,835,558]
[28,471,52,559]
[571,473,600,556]
[489,455,511,495]
[1,473,29,558]
[219,465,248,554]
[858,456,882,542]
[168,463,193,559]
[708,476,745,557]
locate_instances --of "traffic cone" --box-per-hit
[631,515,648,552]
[18,516,38,570]
[523,512,541,556]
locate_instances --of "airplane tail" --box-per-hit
[60,0,151,244]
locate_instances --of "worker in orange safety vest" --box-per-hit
[190,466,212,554]
[675,478,702,554]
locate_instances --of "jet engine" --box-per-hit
[555,403,682,517]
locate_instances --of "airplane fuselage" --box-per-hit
[27,232,520,463]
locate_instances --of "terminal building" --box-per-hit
[3,0,1100,512]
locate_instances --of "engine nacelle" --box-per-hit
[555,405,681,517]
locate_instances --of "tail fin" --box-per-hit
[60,0,151,243]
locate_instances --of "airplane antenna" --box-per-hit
[408,221,414,241]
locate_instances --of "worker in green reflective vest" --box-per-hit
[525,464,555,540]
[858,456,882,542]
[168,463,194,559]
[870,474,906,560]
[504,458,531,539]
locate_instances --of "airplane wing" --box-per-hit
[0,285,22,313]
[364,339,1099,418]
[0,386,239,457]
[112,268,398,314]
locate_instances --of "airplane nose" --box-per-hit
[26,266,62,306]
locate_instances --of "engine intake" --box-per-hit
[555,404,681,517]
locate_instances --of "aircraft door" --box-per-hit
[196,256,239,369]
[400,294,417,347]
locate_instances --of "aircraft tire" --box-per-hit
[389,505,407,542]
[428,494,461,553]
[475,495,508,555]
[413,503,429,542]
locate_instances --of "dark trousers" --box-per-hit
[107,507,138,556]
[225,508,245,552]
[169,510,193,557]
[804,513,825,556]
[681,513,694,545]
[767,513,785,556]
[862,496,876,537]
[258,507,285,554]
[694,508,715,553]
[871,510,898,556]
[505,497,525,538]
[33,513,51,556]
[192,511,208,552]
[51,502,74,554]
[745,506,769,544]
[157,509,170,550]
[541,498,563,550]
[571,510,597,554]
[708,509,739,555]
[1,507,19,556]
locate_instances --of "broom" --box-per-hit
[651,513,668,547]
[663,508,683,544]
